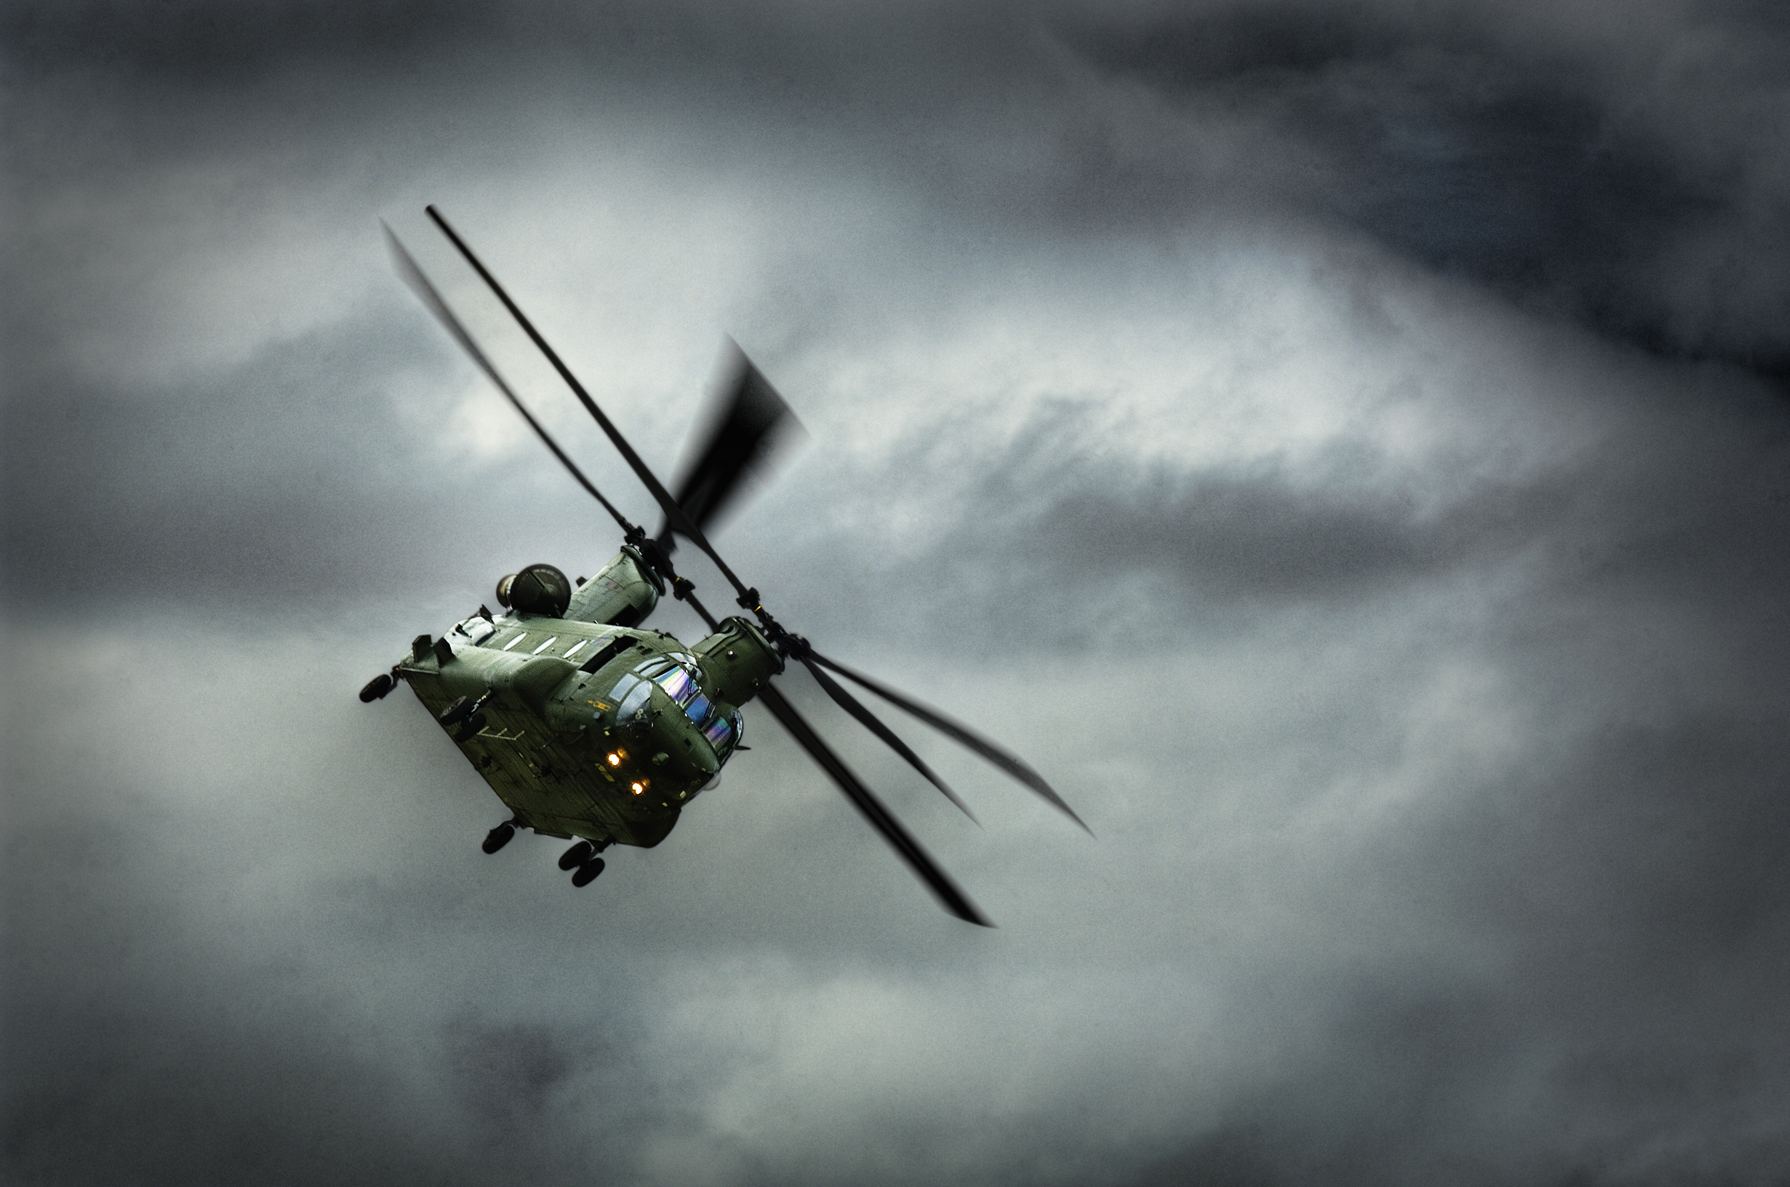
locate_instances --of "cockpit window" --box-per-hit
[610,656,704,721]
[702,710,742,751]
[653,663,698,705]
[612,654,732,742]
[612,676,652,722]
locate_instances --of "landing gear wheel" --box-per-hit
[359,674,395,702]
[571,858,606,887]
[481,823,515,854]
[558,841,595,870]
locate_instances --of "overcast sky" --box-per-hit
[5,2,1790,1184]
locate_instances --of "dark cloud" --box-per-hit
[0,0,1011,103]
[972,458,1561,603]
[820,341,1790,652]
[1053,1,1790,383]
[9,0,1789,380]
[7,2,1790,1185]
[446,1018,576,1123]
[0,305,572,613]
[3,819,452,1186]
[3,0,494,80]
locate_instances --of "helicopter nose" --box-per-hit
[647,718,720,782]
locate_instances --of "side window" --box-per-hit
[580,636,628,674]
[655,664,697,704]
[701,713,733,749]
[683,692,712,724]
[615,678,653,723]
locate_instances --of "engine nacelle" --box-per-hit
[691,616,783,706]
[564,546,662,628]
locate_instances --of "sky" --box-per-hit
[4,1,1790,1184]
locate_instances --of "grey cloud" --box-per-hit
[445,1018,583,1134]
[2,0,499,80]
[3,311,463,608]
[983,461,1562,598]
[8,3,1790,1185]
[0,0,1021,101]
[12,0,1789,386]
[801,358,1790,657]
[1129,715,1790,1186]
[4,821,456,1186]
[1053,1,1790,383]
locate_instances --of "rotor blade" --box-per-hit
[423,205,754,601]
[806,650,1092,835]
[756,682,993,927]
[655,339,806,546]
[383,223,634,533]
[799,657,978,824]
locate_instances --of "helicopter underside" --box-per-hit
[395,601,731,850]
[413,673,683,848]
[405,671,682,848]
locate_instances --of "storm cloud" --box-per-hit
[5,2,1790,1185]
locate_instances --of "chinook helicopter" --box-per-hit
[362,207,1086,926]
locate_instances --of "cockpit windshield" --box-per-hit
[701,710,741,751]
[610,654,704,724]
[654,663,697,704]
[607,653,740,753]
[611,675,652,722]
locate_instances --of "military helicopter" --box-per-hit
[362,207,1086,926]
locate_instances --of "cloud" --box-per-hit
[1048,0,1790,381]
[6,3,1790,1185]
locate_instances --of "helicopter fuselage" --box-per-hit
[394,546,782,849]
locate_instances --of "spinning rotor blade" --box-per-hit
[799,657,978,823]
[756,682,993,927]
[424,206,754,602]
[806,650,1092,835]
[656,340,805,546]
[383,224,633,532]
[678,583,986,920]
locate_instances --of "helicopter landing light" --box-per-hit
[630,781,645,795]
[606,751,624,767]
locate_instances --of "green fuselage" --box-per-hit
[396,548,781,849]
